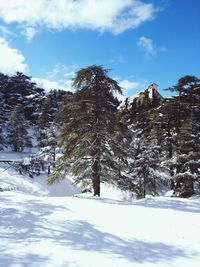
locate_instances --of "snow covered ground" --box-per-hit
[1,192,200,267]
[1,153,200,267]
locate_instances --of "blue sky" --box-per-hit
[0,0,199,99]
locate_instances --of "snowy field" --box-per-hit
[1,156,200,267]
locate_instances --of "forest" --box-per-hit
[0,66,200,199]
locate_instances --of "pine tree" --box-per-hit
[108,111,132,191]
[48,65,126,196]
[164,75,200,196]
[0,90,6,150]
[36,97,53,147]
[37,123,58,174]
[0,73,9,125]
[7,104,32,152]
[122,130,163,199]
[166,76,200,133]
[148,98,179,191]
[0,72,9,102]
[4,72,45,123]
[0,127,4,151]
[170,115,200,197]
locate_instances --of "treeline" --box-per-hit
[0,72,72,153]
[47,66,200,199]
[122,75,200,198]
[0,68,200,199]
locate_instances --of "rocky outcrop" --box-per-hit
[120,83,163,110]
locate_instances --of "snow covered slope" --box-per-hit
[0,165,80,197]
[0,152,130,200]
[1,152,200,267]
[1,192,200,267]
[0,154,80,197]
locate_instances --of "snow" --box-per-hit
[1,152,200,267]
[0,164,80,197]
[1,191,200,267]
[118,92,141,109]
[25,94,38,99]
[0,151,29,161]
[0,150,81,197]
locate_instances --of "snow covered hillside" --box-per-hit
[0,151,134,200]
[1,167,200,267]
[0,151,80,197]
[1,193,200,267]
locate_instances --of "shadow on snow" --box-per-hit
[0,195,199,266]
[75,195,200,214]
[134,197,200,213]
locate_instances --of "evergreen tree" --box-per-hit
[4,72,45,123]
[108,111,132,191]
[37,123,58,174]
[7,104,32,152]
[0,72,9,101]
[166,75,200,133]
[47,89,73,115]
[0,91,6,149]
[0,91,5,123]
[121,126,163,199]
[149,98,178,190]
[0,127,4,150]
[170,116,200,197]
[165,75,200,196]
[36,97,53,147]
[48,65,126,196]
[0,73,9,125]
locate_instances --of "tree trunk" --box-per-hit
[53,146,56,162]
[14,144,18,152]
[92,160,100,196]
[143,175,147,198]
[138,177,142,199]
[48,165,51,175]
[167,121,174,185]
[153,175,157,195]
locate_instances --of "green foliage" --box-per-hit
[1,68,200,199]
[50,65,129,196]
[7,104,32,152]
[120,75,200,198]
[159,76,200,196]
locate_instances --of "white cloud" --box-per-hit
[32,77,63,92]
[0,37,28,74]
[47,64,61,79]
[0,0,156,39]
[32,77,74,92]
[33,64,77,92]
[22,26,38,41]
[64,71,76,78]
[119,80,141,90]
[0,25,13,37]
[137,36,156,58]
[47,64,77,80]
[115,78,147,101]
[64,79,74,91]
